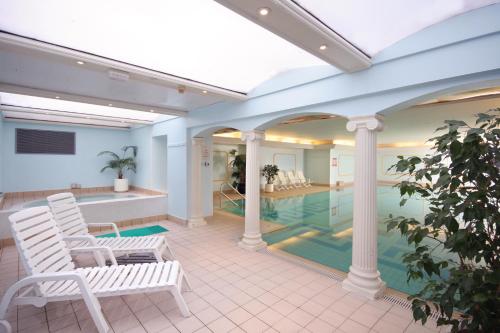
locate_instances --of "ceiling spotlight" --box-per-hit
[258,7,270,16]
[77,60,85,65]
[150,109,155,113]
[319,44,328,50]
[55,96,60,99]
[202,90,208,94]
[108,103,113,106]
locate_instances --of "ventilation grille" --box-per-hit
[16,128,75,155]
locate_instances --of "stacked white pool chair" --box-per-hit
[286,171,303,188]
[277,171,292,190]
[46,192,174,264]
[297,170,312,187]
[0,206,191,333]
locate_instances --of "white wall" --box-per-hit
[304,149,330,184]
[377,146,432,182]
[330,145,355,185]
[152,135,168,192]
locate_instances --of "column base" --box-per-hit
[342,266,386,300]
[188,217,207,228]
[238,233,267,251]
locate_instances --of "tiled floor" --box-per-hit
[0,212,449,333]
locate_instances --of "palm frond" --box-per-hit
[97,151,120,159]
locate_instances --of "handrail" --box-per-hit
[219,183,245,207]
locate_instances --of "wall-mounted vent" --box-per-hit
[16,128,75,155]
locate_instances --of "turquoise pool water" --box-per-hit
[223,186,451,294]
[24,194,139,208]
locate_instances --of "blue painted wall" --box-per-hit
[2,121,132,192]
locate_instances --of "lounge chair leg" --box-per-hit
[171,288,190,317]
[153,250,163,263]
[182,273,193,292]
[81,293,109,333]
[0,320,11,333]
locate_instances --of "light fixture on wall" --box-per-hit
[177,85,186,94]
[202,90,208,94]
[319,44,328,51]
[76,60,85,65]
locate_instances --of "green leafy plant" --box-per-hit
[262,164,279,184]
[98,145,138,179]
[228,149,246,187]
[386,109,499,332]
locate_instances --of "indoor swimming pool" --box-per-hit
[223,186,451,294]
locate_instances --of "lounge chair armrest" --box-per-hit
[70,246,118,266]
[87,222,120,237]
[0,271,93,315]
[62,235,98,246]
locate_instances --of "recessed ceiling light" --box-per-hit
[319,44,328,50]
[202,90,208,94]
[77,60,85,65]
[150,109,155,113]
[55,96,60,99]
[258,7,270,16]
[108,103,113,106]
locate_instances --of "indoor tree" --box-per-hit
[386,109,499,332]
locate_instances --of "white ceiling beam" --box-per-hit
[0,32,248,101]
[215,0,371,72]
[0,84,188,117]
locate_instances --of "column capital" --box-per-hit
[192,137,205,145]
[241,130,265,142]
[346,115,384,132]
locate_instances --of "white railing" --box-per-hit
[219,183,245,207]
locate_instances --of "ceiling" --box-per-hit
[0,0,325,94]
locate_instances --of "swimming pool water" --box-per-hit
[222,186,451,295]
[24,193,139,208]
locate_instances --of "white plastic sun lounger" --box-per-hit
[0,207,191,333]
[286,171,303,188]
[277,171,292,190]
[296,170,312,187]
[47,192,173,264]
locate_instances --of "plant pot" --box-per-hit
[114,178,129,192]
[265,184,274,193]
[237,183,246,194]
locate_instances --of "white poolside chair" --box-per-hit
[0,207,191,333]
[286,171,303,188]
[47,192,173,265]
[296,170,312,187]
[277,171,292,190]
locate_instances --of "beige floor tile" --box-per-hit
[195,306,223,325]
[240,317,270,333]
[256,308,284,326]
[207,316,237,333]
[272,317,303,333]
[287,308,315,327]
[305,318,335,333]
[226,307,253,325]
[338,319,370,333]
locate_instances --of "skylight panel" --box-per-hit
[0,0,326,93]
[295,0,499,56]
[0,93,169,122]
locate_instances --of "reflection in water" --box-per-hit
[223,186,452,294]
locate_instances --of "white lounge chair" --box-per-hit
[296,170,312,187]
[286,171,303,188]
[277,171,292,190]
[47,192,173,265]
[0,207,191,333]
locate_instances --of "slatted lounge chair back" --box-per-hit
[9,206,75,294]
[46,192,88,236]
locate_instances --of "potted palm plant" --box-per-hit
[98,145,137,192]
[262,164,279,192]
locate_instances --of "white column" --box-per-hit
[342,115,386,299]
[188,137,207,228]
[238,130,267,251]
